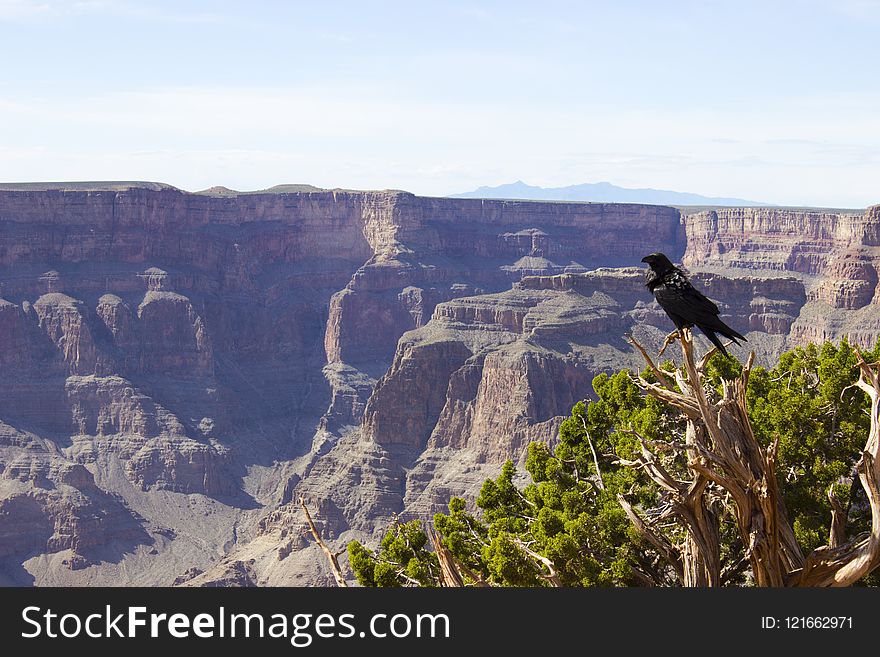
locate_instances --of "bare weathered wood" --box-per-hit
[579,414,606,491]
[449,556,492,587]
[657,329,681,358]
[628,334,675,390]
[299,497,348,587]
[512,538,563,586]
[429,528,464,587]
[617,494,684,583]
[827,487,847,549]
[623,332,880,587]
[427,528,493,587]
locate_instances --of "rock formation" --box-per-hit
[0,184,876,585]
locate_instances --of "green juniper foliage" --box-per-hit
[347,340,880,587]
[347,519,439,587]
[746,340,879,558]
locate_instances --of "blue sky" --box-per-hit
[0,0,878,206]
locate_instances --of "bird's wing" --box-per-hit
[653,271,746,343]
[654,272,721,321]
[654,272,720,317]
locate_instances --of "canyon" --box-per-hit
[0,184,877,585]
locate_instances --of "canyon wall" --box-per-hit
[683,206,880,344]
[0,185,876,585]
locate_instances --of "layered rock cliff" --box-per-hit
[0,185,876,585]
[683,206,880,345]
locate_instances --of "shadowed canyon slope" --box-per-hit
[0,186,877,585]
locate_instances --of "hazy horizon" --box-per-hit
[1,0,878,207]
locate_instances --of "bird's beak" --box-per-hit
[640,256,649,263]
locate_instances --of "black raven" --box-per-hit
[641,252,746,358]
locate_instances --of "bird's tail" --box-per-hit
[719,323,747,343]
[707,318,747,347]
[703,329,731,358]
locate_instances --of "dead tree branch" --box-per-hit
[580,413,605,490]
[512,538,563,587]
[299,496,348,587]
[429,528,491,587]
[429,528,464,587]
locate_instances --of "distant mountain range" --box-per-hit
[449,180,769,207]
